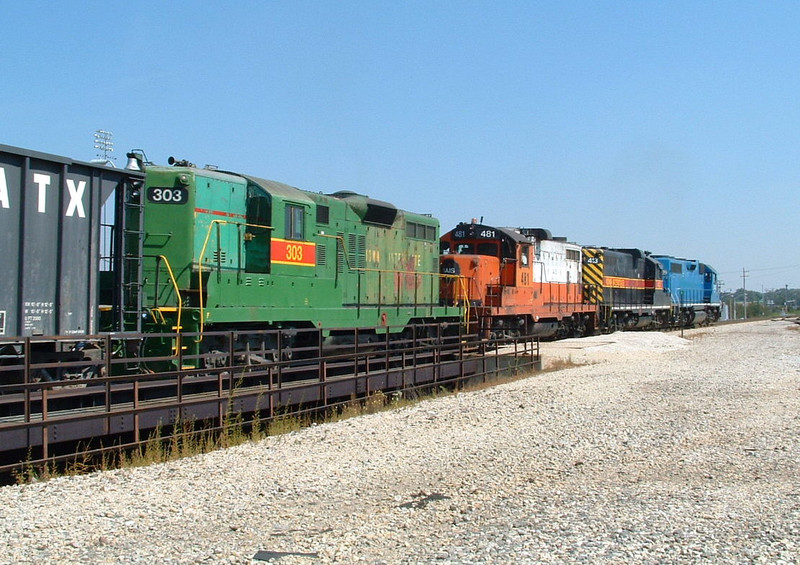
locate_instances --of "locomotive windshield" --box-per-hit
[477,243,497,256]
[441,240,498,257]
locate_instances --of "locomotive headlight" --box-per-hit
[177,173,189,185]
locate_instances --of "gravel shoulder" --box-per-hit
[1,320,798,564]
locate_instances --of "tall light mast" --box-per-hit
[93,129,116,166]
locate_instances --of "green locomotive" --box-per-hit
[112,156,461,367]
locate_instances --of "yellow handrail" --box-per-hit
[197,219,273,339]
[150,307,167,326]
[458,275,471,326]
[146,255,183,355]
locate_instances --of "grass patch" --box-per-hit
[684,331,710,340]
[541,355,586,372]
[12,355,563,484]
[267,409,308,436]
[11,450,55,484]
[327,390,412,423]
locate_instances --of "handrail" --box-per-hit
[141,254,183,334]
[198,220,273,339]
[439,273,471,326]
[318,232,454,280]
[196,227,469,340]
[457,275,471,325]
[319,232,465,316]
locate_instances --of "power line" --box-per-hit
[718,264,800,275]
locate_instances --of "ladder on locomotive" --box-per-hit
[119,185,145,332]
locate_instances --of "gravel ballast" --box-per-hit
[1,320,798,564]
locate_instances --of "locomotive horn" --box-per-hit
[168,156,195,168]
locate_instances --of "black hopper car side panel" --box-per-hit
[0,145,144,337]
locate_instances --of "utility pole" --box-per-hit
[742,268,749,320]
[786,284,789,316]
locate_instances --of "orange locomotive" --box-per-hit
[440,221,598,339]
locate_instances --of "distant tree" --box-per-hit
[719,288,800,319]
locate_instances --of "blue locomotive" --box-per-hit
[651,255,722,326]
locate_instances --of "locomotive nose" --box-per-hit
[440,258,461,275]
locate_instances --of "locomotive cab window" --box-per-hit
[520,245,530,266]
[406,221,437,241]
[477,242,498,256]
[285,204,305,240]
[245,187,271,274]
[316,205,329,225]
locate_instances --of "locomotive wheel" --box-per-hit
[203,349,229,369]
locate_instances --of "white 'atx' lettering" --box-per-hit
[0,167,86,217]
[0,166,8,209]
[33,173,50,213]
[65,179,86,218]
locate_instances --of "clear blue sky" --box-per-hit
[4,1,799,291]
